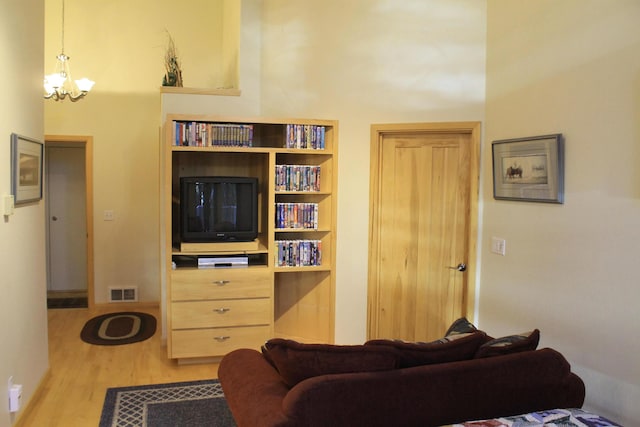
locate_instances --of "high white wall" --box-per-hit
[482,1,640,425]
[260,0,487,344]
[0,0,49,426]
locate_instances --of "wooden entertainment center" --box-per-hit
[161,114,338,361]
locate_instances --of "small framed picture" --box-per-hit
[11,133,44,205]
[492,134,564,203]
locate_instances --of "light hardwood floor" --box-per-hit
[17,305,219,427]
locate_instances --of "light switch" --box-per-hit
[103,210,115,221]
[3,195,15,216]
[491,237,506,256]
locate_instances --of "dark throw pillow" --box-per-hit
[262,338,398,387]
[475,329,540,358]
[444,317,478,336]
[365,331,487,368]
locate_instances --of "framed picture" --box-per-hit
[11,133,44,204]
[492,133,564,203]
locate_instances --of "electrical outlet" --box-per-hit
[103,210,115,221]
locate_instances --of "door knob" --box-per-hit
[448,263,467,272]
[52,216,58,221]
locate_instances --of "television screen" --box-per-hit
[180,176,258,242]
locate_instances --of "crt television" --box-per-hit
[180,176,258,242]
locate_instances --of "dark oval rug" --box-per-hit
[81,312,156,346]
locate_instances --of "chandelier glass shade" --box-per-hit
[44,0,94,102]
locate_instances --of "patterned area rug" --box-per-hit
[99,379,236,427]
[80,312,156,346]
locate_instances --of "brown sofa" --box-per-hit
[218,327,585,427]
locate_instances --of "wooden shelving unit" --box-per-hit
[161,114,338,361]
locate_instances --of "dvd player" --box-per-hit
[198,256,249,268]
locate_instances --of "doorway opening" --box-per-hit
[45,135,94,309]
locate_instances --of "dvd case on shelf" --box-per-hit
[275,239,322,267]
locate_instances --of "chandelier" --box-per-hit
[44,0,94,102]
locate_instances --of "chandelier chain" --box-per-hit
[44,0,95,101]
[61,0,65,54]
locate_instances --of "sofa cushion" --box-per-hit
[261,339,398,387]
[475,329,540,358]
[365,331,487,368]
[444,317,478,336]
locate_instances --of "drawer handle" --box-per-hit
[212,280,230,286]
[213,307,231,314]
[213,336,231,342]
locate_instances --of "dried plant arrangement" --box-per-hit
[163,32,183,87]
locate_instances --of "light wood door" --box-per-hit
[368,122,480,342]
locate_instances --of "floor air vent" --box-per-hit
[109,287,138,302]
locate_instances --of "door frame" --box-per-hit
[367,122,481,339]
[45,135,95,309]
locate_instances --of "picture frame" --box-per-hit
[11,133,44,205]
[492,133,564,203]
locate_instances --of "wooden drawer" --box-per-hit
[170,326,271,359]
[171,267,272,301]
[172,298,271,329]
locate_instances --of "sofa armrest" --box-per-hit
[281,348,585,427]
[219,348,291,427]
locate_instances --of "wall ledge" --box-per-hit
[160,87,241,96]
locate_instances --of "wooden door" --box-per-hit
[368,122,480,342]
